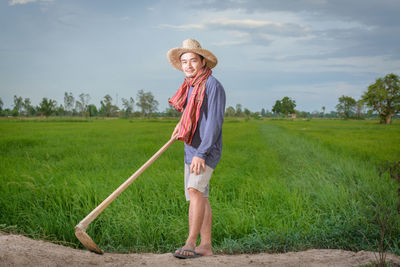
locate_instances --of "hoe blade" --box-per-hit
[75,227,103,254]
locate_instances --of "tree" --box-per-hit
[244,108,251,118]
[23,98,31,115]
[88,104,98,117]
[225,106,235,117]
[75,101,83,115]
[22,98,35,116]
[75,93,90,116]
[322,106,326,117]
[64,92,75,115]
[235,104,243,117]
[99,94,118,117]
[136,90,159,118]
[39,98,57,117]
[312,110,320,118]
[261,108,266,117]
[56,105,65,116]
[13,95,23,116]
[100,94,113,117]
[0,97,3,114]
[272,100,282,116]
[329,111,339,118]
[336,95,356,119]
[164,105,180,117]
[280,96,296,115]
[122,97,135,117]
[80,93,90,111]
[362,73,400,124]
[252,111,260,119]
[355,100,365,120]
[298,110,310,118]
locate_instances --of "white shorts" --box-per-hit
[184,164,214,201]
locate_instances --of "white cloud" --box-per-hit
[9,0,55,6]
[189,0,400,28]
[159,23,205,30]
[160,18,307,34]
[159,17,309,47]
[212,40,248,46]
[9,0,36,5]
[210,18,309,36]
[229,30,250,38]
[210,18,281,28]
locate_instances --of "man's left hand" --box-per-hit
[190,156,205,175]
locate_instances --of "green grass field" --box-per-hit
[0,118,399,255]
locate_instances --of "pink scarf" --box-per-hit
[169,67,212,145]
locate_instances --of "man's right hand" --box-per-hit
[171,123,180,140]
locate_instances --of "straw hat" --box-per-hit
[167,39,218,71]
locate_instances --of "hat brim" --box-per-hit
[167,47,218,71]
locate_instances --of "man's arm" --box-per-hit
[190,80,226,174]
[171,121,180,140]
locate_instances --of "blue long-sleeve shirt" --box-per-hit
[184,75,226,169]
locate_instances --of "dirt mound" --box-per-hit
[1,233,399,267]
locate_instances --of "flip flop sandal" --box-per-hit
[173,248,203,259]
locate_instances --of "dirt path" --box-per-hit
[1,233,399,267]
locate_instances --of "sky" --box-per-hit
[1,0,399,113]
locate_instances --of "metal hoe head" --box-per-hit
[75,225,103,254]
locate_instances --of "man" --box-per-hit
[167,39,226,259]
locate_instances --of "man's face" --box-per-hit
[180,52,205,78]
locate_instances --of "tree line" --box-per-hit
[1,73,398,123]
[335,73,399,124]
[224,73,400,124]
[0,90,160,118]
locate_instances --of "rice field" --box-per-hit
[0,118,399,255]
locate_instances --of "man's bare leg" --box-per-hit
[175,188,206,257]
[196,198,213,256]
